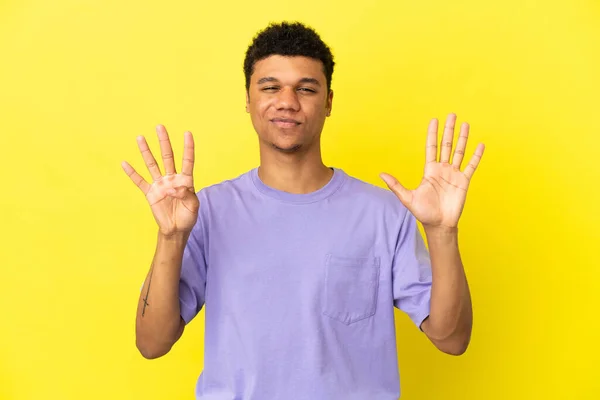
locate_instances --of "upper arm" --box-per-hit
[392,210,433,329]
[179,199,209,324]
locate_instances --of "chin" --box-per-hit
[260,134,304,153]
[271,142,303,153]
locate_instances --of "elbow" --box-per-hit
[423,315,472,356]
[439,339,469,356]
[135,331,175,359]
[136,317,185,359]
[135,319,185,360]
[425,322,471,356]
[436,331,471,356]
[136,338,172,359]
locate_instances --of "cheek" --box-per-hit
[249,102,273,133]
[251,101,272,120]
[303,104,326,124]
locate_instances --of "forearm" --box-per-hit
[135,231,188,358]
[422,226,472,354]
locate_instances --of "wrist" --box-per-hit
[423,225,459,248]
[157,230,190,246]
[423,224,458,236]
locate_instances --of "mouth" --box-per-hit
[271,118,301,128]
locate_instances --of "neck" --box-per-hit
[257,148,333,194]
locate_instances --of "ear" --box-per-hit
[245,90,250,113]
[326,89,334,117]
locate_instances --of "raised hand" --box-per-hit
[380,114,485,230]
[122,125,199,236]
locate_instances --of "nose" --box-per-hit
[275,87,300,111]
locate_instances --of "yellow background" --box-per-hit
[1,0,598,399]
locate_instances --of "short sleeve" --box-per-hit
[392,210,432,330]
[179,208,208,325]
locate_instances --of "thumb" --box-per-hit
[379,173,412,207]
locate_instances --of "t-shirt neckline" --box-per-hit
[250,167,346,204]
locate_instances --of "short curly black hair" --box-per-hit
[243,21,335,92]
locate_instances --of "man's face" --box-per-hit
[246,55,333,154]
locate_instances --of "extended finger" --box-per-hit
[439,113,456,163]
[181,131,195,177]
[137,136,163,181]
[425,118,438,164]
[121,161,151,194]
[380,172,413,208]
[463,143,485,180]
[156,125,176,175]
[451,122,469,168]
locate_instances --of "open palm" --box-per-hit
[381,114,485,229]
[121,125,199,236]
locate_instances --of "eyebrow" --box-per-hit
[256,77,321,86]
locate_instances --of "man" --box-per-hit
[122,21,484,399]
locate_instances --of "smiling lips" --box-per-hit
[271,118,301,128]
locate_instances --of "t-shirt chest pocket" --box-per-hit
[323,254,381,325]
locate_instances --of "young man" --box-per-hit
[122,21,484,400]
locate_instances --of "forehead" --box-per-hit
[251,55,325,85]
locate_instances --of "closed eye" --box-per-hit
[260,86,317,93]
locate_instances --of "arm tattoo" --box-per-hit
[142,266,154,317]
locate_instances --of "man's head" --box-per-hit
[243,22,335,154]
[244,22,335,93]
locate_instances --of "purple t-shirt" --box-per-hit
[179,167,432,399]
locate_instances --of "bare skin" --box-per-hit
[122,126,198,359]
[380,113,485,354]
